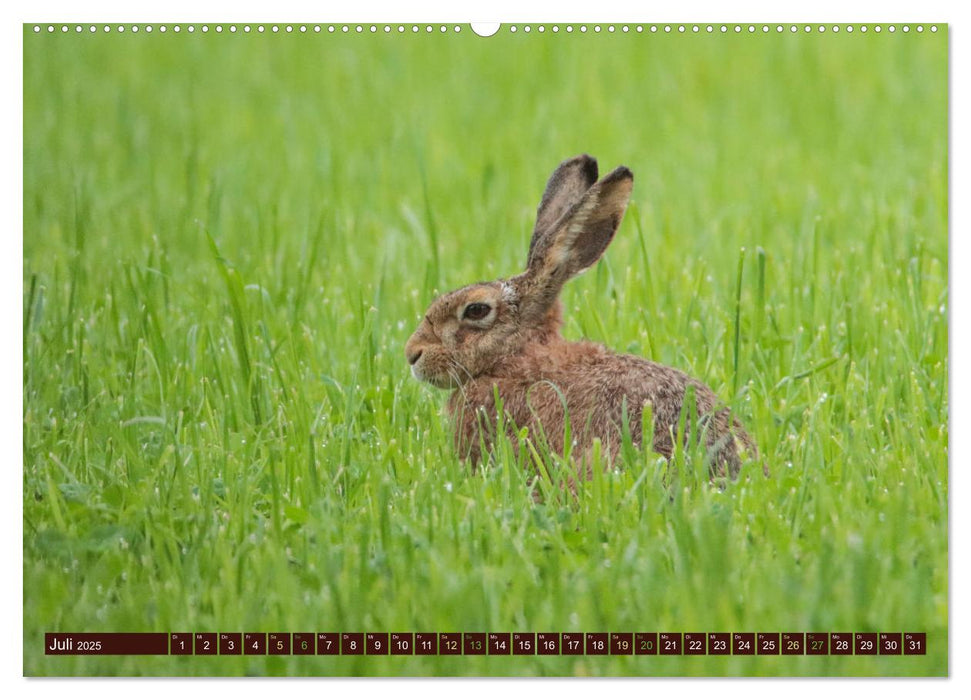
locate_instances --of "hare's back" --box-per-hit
[579,351,723,426]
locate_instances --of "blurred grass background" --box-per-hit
[23,24,947,675]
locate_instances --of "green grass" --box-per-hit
[23,25,948,676]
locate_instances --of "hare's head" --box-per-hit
[405,154,633,389]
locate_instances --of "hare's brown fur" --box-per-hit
[405,154,756,480]
[445,298,754,477]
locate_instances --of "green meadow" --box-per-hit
[23,25,947,676]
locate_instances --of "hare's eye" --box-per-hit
[462,302,492,321]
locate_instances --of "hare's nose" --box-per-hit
[407,349,423,366]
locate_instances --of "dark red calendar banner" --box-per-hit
[45,633,169,655]
[45,631,927,656]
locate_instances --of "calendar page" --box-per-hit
[23,21,948,677]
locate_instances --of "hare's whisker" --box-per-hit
[450,359,475,383]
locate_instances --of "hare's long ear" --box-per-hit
[527,154,599,268]
[518,166,633,322]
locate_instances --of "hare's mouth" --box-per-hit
[410,363,460,390]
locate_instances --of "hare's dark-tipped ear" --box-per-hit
[518,166,633,321]
[527,154,599,266]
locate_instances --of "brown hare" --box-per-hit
[405,154,756,480]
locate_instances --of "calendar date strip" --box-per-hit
[45,632,926,656]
